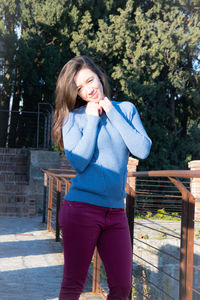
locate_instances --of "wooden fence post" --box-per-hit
[126,183,136,300]
[169,177,195,300]
[56,179,61,242]
[42,172,47,223]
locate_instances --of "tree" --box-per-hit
[71,0,200,169]
[0,0,199,171]
[8,0,72,147]
[7,0,129,147]
[0,0,20,146]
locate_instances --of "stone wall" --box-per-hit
[29,150,61,215]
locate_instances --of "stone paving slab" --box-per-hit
[0,216,104,300]
[80,293,105,300]
[47,295,103,300]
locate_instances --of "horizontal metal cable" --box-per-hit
[136,202,182,206]
[193,265,200,271]
[136,188,181,194]
[135,276,176,300]
[136,194,182,199]
[134,221,181,239]
[133,253,179,282]
[134,237,179,261]
[194,242,200,247]
[136,184,181,190]
[192,288,200,295]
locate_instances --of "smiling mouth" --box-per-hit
[90,90,98,98]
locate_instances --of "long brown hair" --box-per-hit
[52,56,110,152]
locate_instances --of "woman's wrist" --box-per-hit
[86,102,100,116]
[99,97,113,113]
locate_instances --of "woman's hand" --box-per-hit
[86,102,102,116]
[99,97,113,113]
[85,97,112,116]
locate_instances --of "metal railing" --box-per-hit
[128,170,200,300]
[0,106,53,149]
[41,168,200,300]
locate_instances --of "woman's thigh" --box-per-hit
[59,201,102,282]
[97,210,132,289]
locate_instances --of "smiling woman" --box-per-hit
[74,68,104,102]
[52,56,110,151]
[52,56,152,300]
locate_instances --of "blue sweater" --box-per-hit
[62,101,152,208]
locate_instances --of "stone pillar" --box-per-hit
[188,160,200,221]
[125,157,139,212]
[127,157,139,191]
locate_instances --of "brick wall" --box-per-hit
[0,148,61,217]
[0,148,33,217]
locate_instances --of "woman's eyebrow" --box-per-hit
[76,76,94,89]
[86,76,93,82]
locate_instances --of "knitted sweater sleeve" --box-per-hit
[62,113,100,173]
[106,102,152,159]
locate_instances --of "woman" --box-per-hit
[52,56,152,300]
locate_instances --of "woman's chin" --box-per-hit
[87,97,100,103]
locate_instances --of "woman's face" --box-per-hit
[74,68,104,102]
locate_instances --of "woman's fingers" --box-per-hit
[99,97,113,113]
[86,102,100,116]
[85,97,112,116]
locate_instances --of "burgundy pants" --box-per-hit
[58,200,132,300]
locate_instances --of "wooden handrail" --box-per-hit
[128,170,200,178]
[42,168,200,179]
[41,168,76,178]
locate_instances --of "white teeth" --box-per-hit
[91,91,97,97]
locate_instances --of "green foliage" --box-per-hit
[0,0,199,170]
[136,208,180,221]
[154,209,179,221]
[195,228,200,240]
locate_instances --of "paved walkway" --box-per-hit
[0,216,104,300]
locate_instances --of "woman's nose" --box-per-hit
[86,86,93,94]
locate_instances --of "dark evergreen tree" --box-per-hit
[0,0,20,146]
[71,0,200,169]
[0,0,199,170]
